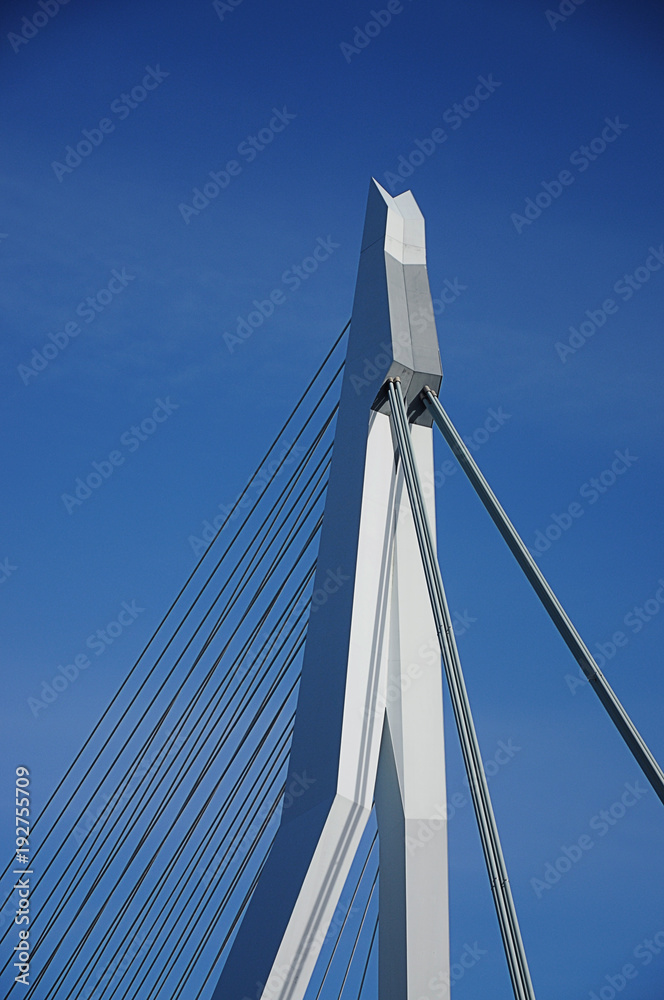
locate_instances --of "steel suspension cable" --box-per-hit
[337,870,378,1000]
[357,914,379,998]
[313,830,378,1000]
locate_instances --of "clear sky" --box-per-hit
[1,0,664,998]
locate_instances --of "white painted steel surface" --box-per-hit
[211,180,447,1000]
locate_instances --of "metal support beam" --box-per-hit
[387,378,537,1000]
[422,387,664,807]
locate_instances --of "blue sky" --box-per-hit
[1,0,664,997]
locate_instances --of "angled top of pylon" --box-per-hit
[361,179,427,265]
[348,178,442,422]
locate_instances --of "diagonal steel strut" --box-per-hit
[422,387,664,807]
[387,377,537,1000]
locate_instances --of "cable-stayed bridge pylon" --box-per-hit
[2,179,663,1000]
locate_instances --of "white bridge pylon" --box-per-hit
[213,180,449,1000]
